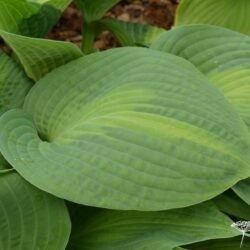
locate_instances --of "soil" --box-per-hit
[0,0,179,51]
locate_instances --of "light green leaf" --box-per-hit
[0,171,71,250]
[187,236,250,249]
[175,0,250,35]
[97,19,166,47]
[67,202,239,250]
[151,25,250,130]
[74,0,120,22]
[233,178,250,205]
[214,190,250,220]
[0,0,71,37]
[0,47,249,210]
[0,30,83,81]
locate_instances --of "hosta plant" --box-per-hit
[0,1,250,249]
[1,46,250,211]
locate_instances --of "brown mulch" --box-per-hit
[0,0,179,51]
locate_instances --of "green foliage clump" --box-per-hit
[0,0,250,249]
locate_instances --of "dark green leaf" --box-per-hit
[0,0,71,37]
[214,190,250,220]
[67,202,239,250]
[0,171,71,249]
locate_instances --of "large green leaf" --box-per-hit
[74,0,120,22]
[0,30,83,81]
[97,19,165,47]
[175,0,250,35]
[214,190,250,220]
[67,202,239,250]
[151,25,250,130]
[233,178,250,205]
[187,236,250,249]
[0,170,71,249]
[0,0,71,37]
[0,47,249,210]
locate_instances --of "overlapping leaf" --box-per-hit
[0,47,249,210]
[151,25,250,130]
[67,202,239,250]
[175,0,250,35]
[0,50,33,114]
[0,29,82,173]
[151,25,250,207]
[0,30,83,81]
[0,45,71,243]
[233,178,250,205]
[97,19,165,47]
[214,190,250,220]
[0,0,71,37]
[0,170,71,250]
[0,50,33,169]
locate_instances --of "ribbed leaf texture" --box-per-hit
[151,25,250,129]
[175,0,250,35]
[151,25,250,206]
[0,171,71,250]
[0,30,83,81]
[0,50,33,169]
